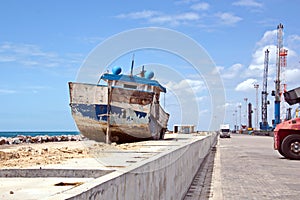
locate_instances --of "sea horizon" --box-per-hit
[0,131,80,138]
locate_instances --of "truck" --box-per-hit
[274,87,300,159]
[219,124,231,138]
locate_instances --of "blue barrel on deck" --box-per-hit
[112,66,122,75]
[145,71,154,79]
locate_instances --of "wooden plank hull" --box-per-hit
[69,82,169,143]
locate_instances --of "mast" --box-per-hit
[254,83,259,130]
[261,49,269,129]
[106,82,112,144]
[130,54,135,76]
[274,23,283,127]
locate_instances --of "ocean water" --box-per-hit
[0,131,80,138]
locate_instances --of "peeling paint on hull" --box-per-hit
[72,115,155,143]
[69,82,169,143]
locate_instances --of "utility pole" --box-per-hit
[238,104,242,132]
[244,98,248,127]
[248,102,253,129]
[232,112,235,131]
[254,83,259,130]
[235,110,238,131]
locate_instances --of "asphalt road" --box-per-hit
[210,134,300,200]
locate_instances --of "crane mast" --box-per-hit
[273,23,284,128]
[280,47,288,120]
[260,49,270,130]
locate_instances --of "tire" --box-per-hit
[281,134,300,160]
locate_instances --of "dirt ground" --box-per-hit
[0,140,142,168]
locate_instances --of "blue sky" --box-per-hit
[1,0,300,131]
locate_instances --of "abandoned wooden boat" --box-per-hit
[68,66,169,143]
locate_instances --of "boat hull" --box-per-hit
[69,82,169,143]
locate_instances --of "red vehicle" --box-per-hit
[274,87,300,159]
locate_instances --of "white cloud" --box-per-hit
[190,2,210,11]
[175,0,198,5]
[211,66,224,75]
[166,79,205,94]
[185,79,205,92]
[244,29,278,79]
[164,78,205,127]
[248,64,261,71]
[0,43,53,66]
[221,63,244,79]
[116,7,242,28]
[235,78,258,91]
[216,12,242,26]
[217,102,237,115]
[286,68,300,83]
[288,34,300,43]
[76,36,105,45]
[222,102,245,113]
[198,109,209,115]
[245,42,299,81]
[0,85,53,95]
[0,55,16,62]
[0,42,81,68]
[232,0,263,8]
[224,102,238,109]
[287,34,300,51]
[116,10,159,19]
[0,43,56,58]
[196,96,207,102]
[176,12,200,20]
[256,30,277,47]
[253,46,276,64]
[149,15,174,24]
[245,45,276,79]
[0,89,16,94]
[117,10,200,26]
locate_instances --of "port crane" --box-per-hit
[272,23,288,128]
[260,49,271,130]
[271,23,300,160]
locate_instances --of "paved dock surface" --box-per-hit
[210,134,300,200]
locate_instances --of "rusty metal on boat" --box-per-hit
[69,65,169,143]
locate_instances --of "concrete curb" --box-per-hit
[209,139,223,200]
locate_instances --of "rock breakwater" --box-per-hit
[0,135,84,145]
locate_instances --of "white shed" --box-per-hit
[173,124,195,134]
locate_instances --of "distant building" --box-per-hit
[173,124,195,134]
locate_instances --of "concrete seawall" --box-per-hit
[48,132,217,200]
